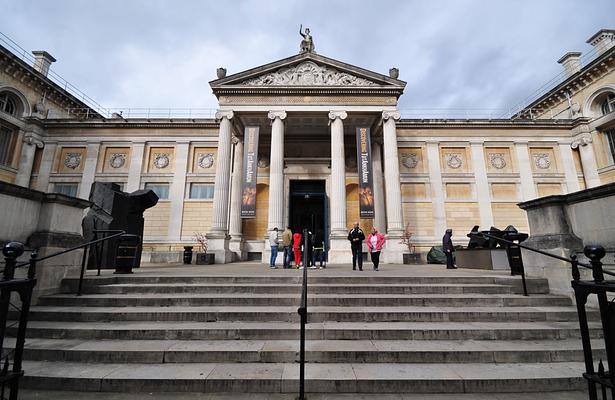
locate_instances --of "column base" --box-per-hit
[327,236,350,264]
[382,233,406,264]
[206,232,233,264]
[229,237,246,262]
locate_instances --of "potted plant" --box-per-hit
[399,223,421,264]
[193,232,214,264]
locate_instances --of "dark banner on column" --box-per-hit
[241,126,260,218]
[356,127,375,219]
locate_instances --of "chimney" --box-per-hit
[586,29,615,56]
[31,50,56,77]
[557,52,582,77]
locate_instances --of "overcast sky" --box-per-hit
[1,0,614,117]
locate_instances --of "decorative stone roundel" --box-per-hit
[153,153,170,169]
[446,153,463,169]
[257,157,269,168]
[64,153,82,169]
[489,153,506,169]
[109,153,126,169]
[401,153,418,169]
[198,153,214,169]
[534,153,551,169]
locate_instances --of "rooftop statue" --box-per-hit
[299,24,315,53]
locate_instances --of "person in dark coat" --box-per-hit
[347,221,365,271]
[442,228,457,269]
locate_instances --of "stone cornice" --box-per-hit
[0,44,102,118]
[397,118,582,129]
[41,118,219,129]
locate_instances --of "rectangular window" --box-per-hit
[606,129,615,164]
[53,183,78,197]
[144,183,169,200]
[189,183,215,199]
[0,125,16,167]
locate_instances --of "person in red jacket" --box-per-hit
[292,229,302,268]
[366,227,386,271]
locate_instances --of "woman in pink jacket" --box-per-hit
[366,227,386,271]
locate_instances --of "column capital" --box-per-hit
[215,110,234,121]
[328,110,348,121]
[267,110,287,121]
[382,110,401,121]
[571,134,592,149]
[23,132,44,148]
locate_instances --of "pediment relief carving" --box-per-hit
[239,61,379,87]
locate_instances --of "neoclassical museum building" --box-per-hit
[1,29,614,264]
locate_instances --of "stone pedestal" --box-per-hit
[228,238,246,262]
[327,237,350,264]
[382,234,405,264]
[207,234,233,264]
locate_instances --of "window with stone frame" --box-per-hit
[0,123,18,167]
[189,183,214,199]
[144,183,169,200]
[0,91,19,116]
[53,183,78,197]
[605,129,615,164]
[601,93,615,116]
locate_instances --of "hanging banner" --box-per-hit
[356,127,375,219]
[241,126,260,218]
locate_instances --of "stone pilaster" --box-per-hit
[78,142,101,199]
[515,142,537,201]
[426,141,447,241]
[126,142,145,193]
[35,142,57,192]
[207,110,234,264]
[470,142,494,228]
[15,132,44,188]
[229,136,246,260]
[382,111,405,263]
[571,134,601,189]
[168,142,189,242]
[267,110,287,231]
[372,139,386,232]
[559,142,581,193]
[327,110,349,264]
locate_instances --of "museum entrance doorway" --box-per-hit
[289,180,328,248]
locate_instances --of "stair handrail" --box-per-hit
[296,228,309,400]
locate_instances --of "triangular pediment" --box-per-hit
[210,52,406,93]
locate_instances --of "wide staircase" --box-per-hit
[10,266,603,396]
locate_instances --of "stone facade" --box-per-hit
[1,30,615,263]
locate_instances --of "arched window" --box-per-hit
[601,93,615,116]
[0,91,19,116]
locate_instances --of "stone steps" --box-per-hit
[6,338,605,364]
[14,320,601,340]
[24,305,589,323]
[20,360,587,393]
[38,293,572,307]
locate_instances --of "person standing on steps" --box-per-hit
[443,228,457,269]
[268,227,279,269]
[292,228,303,268]
[367,227,386,271]
[347,221,365,271]
[281,226,293,269]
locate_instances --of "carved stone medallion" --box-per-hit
[198,153,214,169]
[445,153,463,169]
[533,153,551,170]
[241,61,378,86]
[153,153,170,169]
[401,153,419,169]
[257,157,269,168]
[489,153,506,169]
[64,153,82,169]
[109,153,126,169]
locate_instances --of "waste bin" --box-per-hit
[183,246,193,264]
[114,234,140,274]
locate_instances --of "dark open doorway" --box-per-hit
[289,180,328,247]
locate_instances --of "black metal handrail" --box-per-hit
[296,228,309,400]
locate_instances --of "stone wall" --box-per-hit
[0,182,91,301]
[518,182,615,301]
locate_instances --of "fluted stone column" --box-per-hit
[372,140,386,232]
[267,111,287,231]
[78,142,101,199]
[327,111,348,264]
[382,111,405,263]
[207,110,234,263]
[229,135,246,260]
[15,132,44,188]
[559,142,581,193]
[572,134,601,188]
